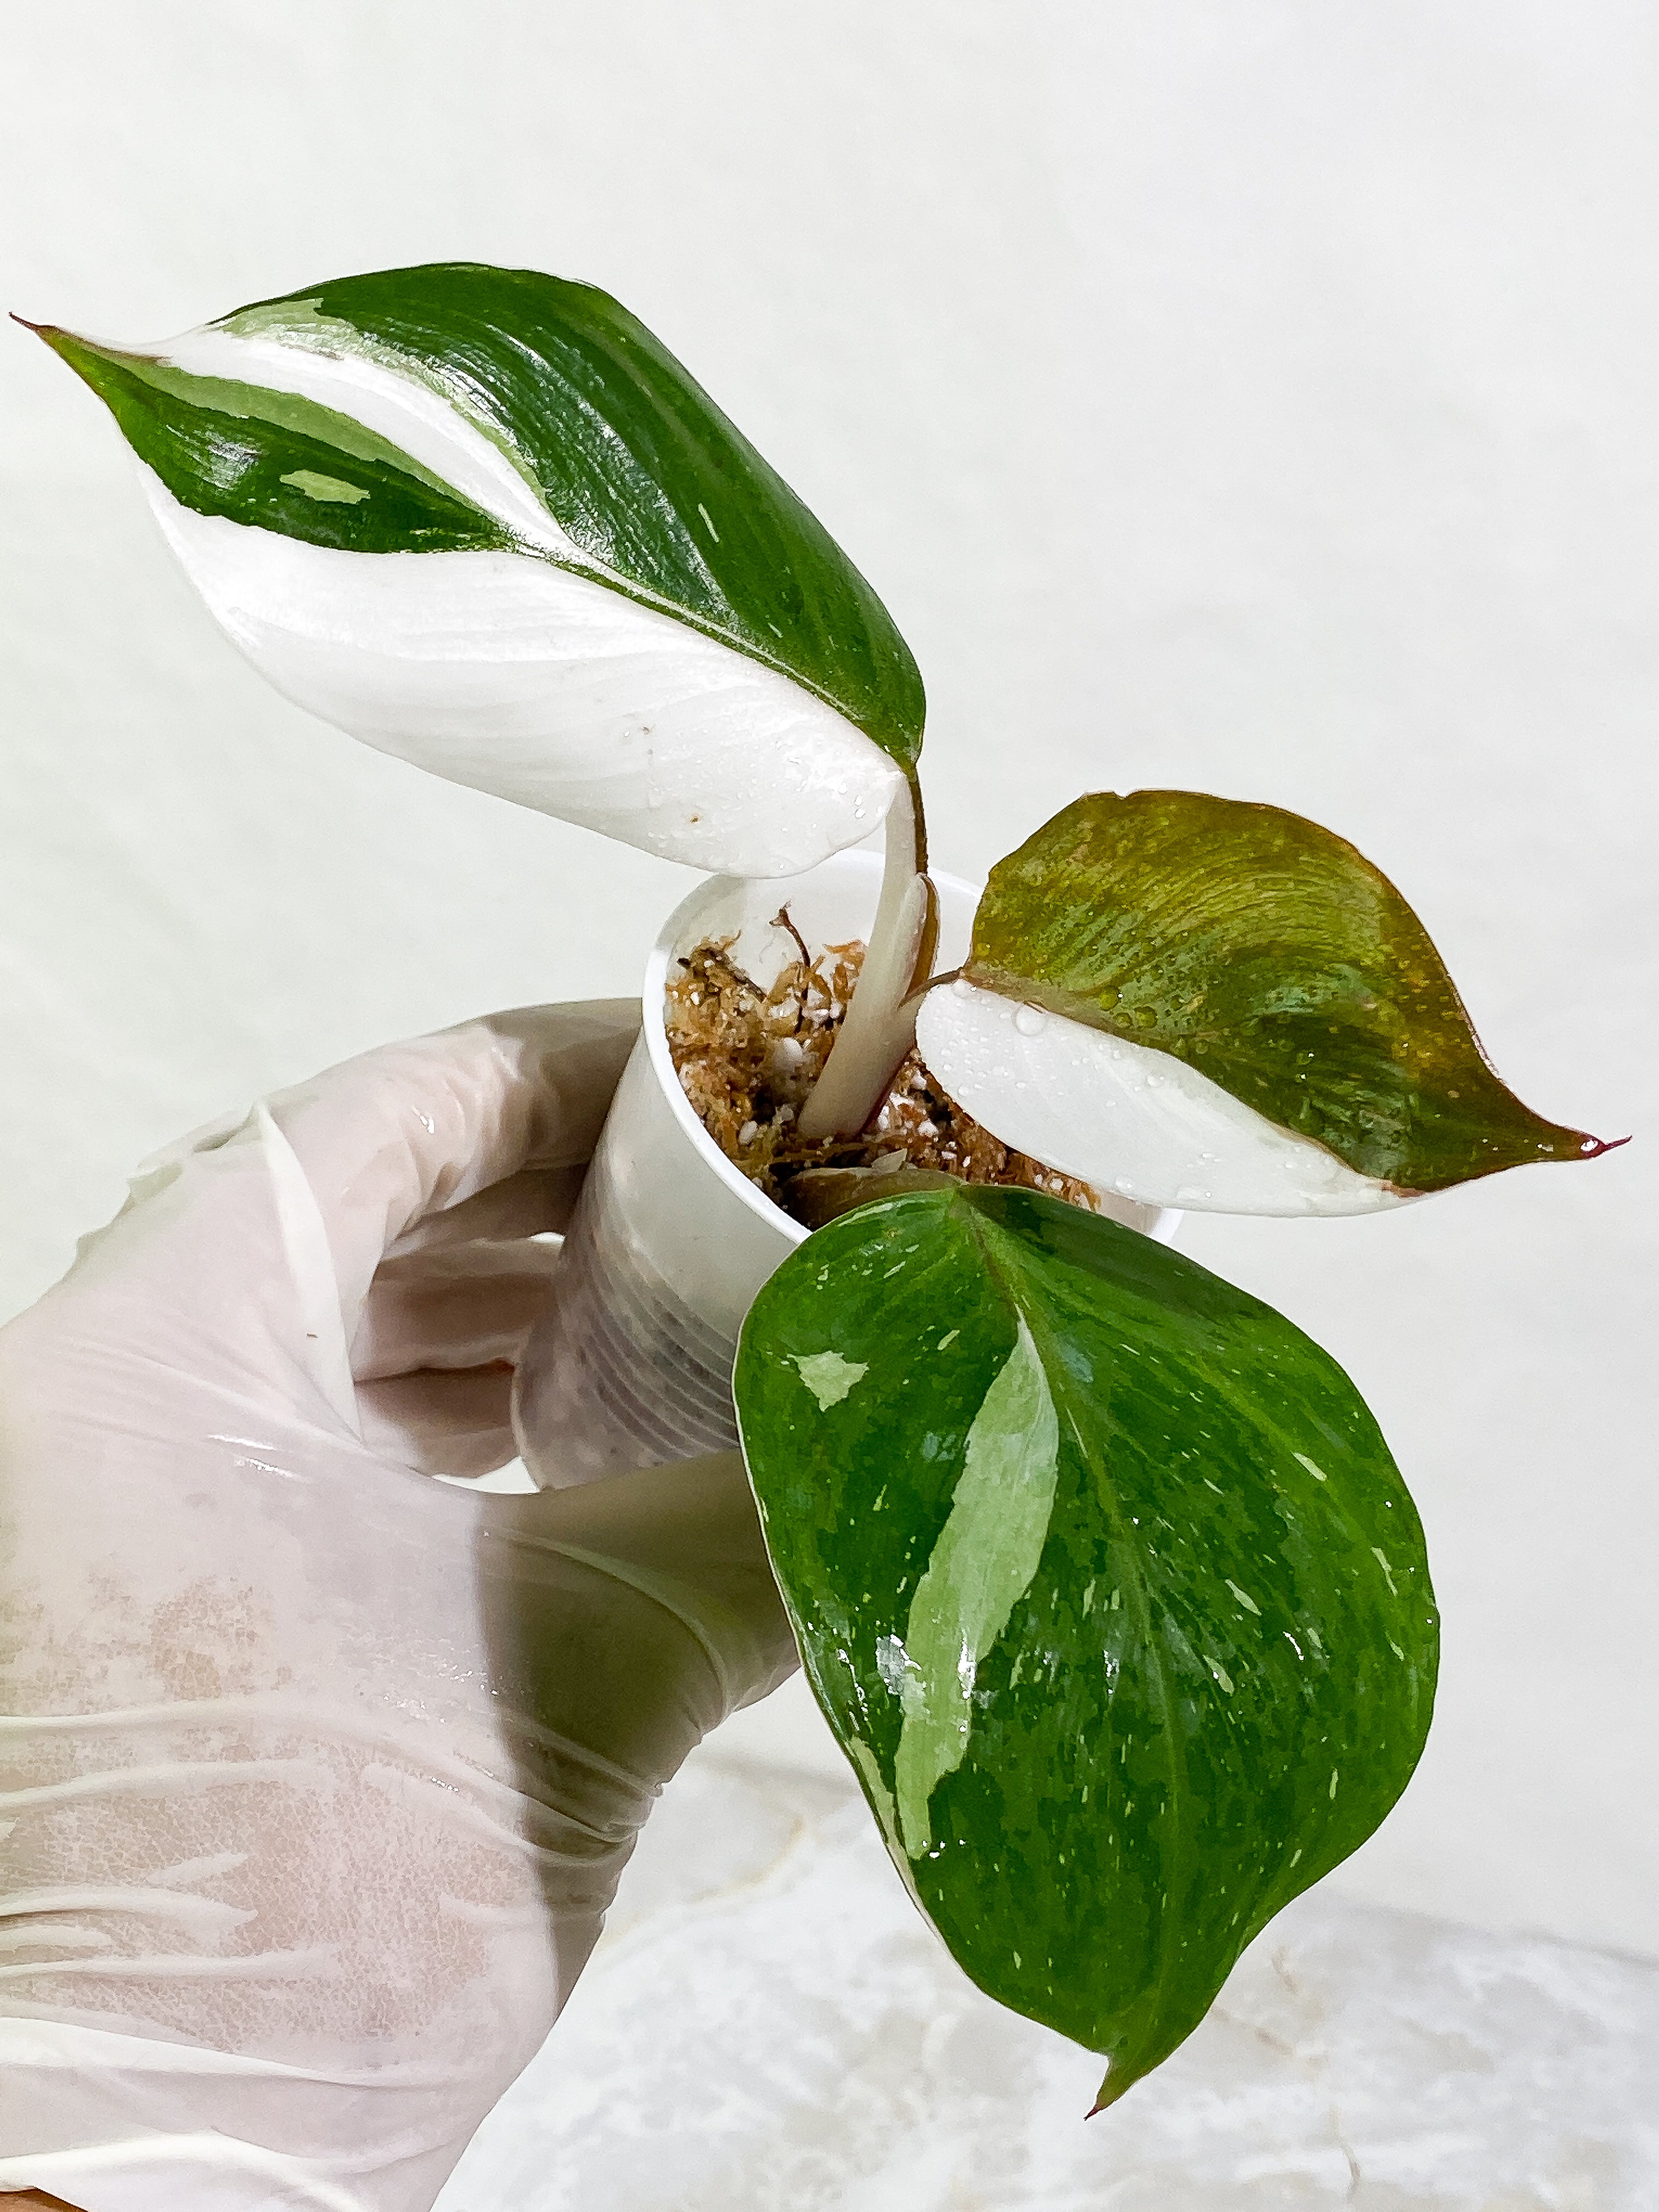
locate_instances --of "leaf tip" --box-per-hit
[15,317,101,381]
[1579,1130,1632,1161]
[12,313,78,365]
[1086,2064,1129,2118]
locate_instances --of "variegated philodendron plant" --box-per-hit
[32,264,1622,2109]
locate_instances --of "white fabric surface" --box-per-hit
[440,1747,1659,2210]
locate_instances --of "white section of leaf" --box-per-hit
[791,1351,868,1410]
[893,1317,1059,1858]
[145,483,904,876]
[279,471,369,506]
[156,323,575,559]
[916,981,1412,1217]
[874,1634,916,1698]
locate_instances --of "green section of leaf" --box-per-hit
[967,790,1611,1193]
[36,328,508,555]
[226,263,926,768]
[734,1183,1438,2106]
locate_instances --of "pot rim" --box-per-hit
[644,850,990,1251]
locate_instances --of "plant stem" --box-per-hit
[797,774,936,1139]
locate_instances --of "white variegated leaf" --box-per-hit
[943,791,1616,1214]
[35,263,924,876]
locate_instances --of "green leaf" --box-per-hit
[33,329,510,556]
[964,790,1614,1194]
[733,1183,1438,2107]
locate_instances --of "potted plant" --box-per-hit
[30,262,1621,2109]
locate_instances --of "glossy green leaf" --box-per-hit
[734,1183,1437,2106]
[964,791,1614,1194]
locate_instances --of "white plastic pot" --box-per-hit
[513,850,1177,1486]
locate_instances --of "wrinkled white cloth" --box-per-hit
[0,1005,799,2210]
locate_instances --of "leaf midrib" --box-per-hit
[252,310,921,758]
[963,1199,1191,2079]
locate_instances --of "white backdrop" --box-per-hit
[3,0,1654,1984]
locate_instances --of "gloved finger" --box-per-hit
[498,1449,797,1685]
[381,1163,585,1258]
[20,1001,637,1446]
[258,1001,638,1340]
[352,1243,565,1381]
[356,1363,517,1477]
[477,1451,801,1796]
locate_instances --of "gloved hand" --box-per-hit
[0,1004,799,2212]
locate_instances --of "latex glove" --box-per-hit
[0,1005,799,2212]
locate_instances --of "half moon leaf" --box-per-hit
[918,791,1617,1213]
[733,1182,1438,2108]
[27,263,922,876]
